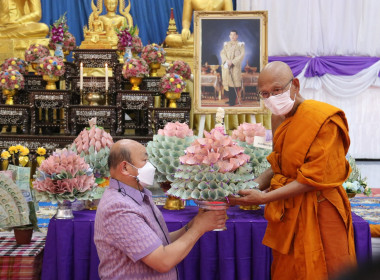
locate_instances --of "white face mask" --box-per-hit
[127,161,156,187]
[264,84,295,115]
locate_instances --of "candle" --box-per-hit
[105,63,108,91]
[80,62,83,90]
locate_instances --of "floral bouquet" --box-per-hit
[141,43,166,65]
[32,148,96,203]
[160,73,186,94]
[1,58,28,75]
[147,122,196,183]
[49,31,76,52]
[0,70,25,91]
[49,13,69,45]
[166,60,191,80]
[70,118,113,204]
[231,122,266,145]
[116,24,137,50]
[167,129,258,201]
[36,56,65,77]
[344,156,372,196]
[24,44,50,63]
[131,36,143,54]
[122,57,149,79]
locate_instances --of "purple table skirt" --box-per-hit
[41,207,371,280]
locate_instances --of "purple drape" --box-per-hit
[269,56,380,77]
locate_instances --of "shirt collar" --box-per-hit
[109,178,152,206]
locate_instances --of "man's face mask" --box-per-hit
[264,83,295,115]
[127,161,156,187]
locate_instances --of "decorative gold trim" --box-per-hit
[193,11,269,114]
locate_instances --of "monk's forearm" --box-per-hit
[263,180,314,203]
[256,167,273,191]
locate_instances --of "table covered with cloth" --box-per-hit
[0,236,45,280]
[41,206,372,280]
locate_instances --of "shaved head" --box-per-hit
[259,61,294,87]
[108,139,143,170]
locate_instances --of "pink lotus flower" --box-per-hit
[157,121,193,138]
[231,123,266,145]
[180,129,250,173]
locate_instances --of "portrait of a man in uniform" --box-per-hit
[193,11,268,114]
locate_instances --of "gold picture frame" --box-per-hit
[193,11,268,114]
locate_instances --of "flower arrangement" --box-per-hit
[141,43,166,64]
[131,36,143,54]
[70,118,114,189]
[344,156,372,196]
[116,24,137,51]
[4,144,30,167]
[1,58,28,75]
[33,148,96,202]
[36,147,46,156]
[160,73,186,94]
[167,129,257,201]
[231,122,266,145]
[49,32,76,52]
[0,70,25,90]
[49,13,69,44]
[24,44,50,63]
[147,122,196,183]
[36,56,65,77]
[122,57,149,79]
[1,150,11,160]
[166,60,191,80]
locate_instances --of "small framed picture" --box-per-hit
[193,11,268,114]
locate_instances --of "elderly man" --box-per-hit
[229,61,356,279]
[220,30,245,106]
[95,139,226,279]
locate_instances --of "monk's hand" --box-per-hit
[228,189,266,206]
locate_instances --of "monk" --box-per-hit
[229,61,356,279]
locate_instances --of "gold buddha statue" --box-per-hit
[165,0,233,48]
[81,0,133,49]
[0,0,49,38]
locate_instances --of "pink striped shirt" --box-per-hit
[94,178,177,280]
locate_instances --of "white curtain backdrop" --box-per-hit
[237,0,380,158]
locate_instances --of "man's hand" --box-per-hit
[191,209,227,233]
[228,189,266,206]
[227,60,233,67]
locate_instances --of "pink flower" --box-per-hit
[159,121,193,139]
[166,60,192,80]
[231,123,266,145]
[141,44,166,64]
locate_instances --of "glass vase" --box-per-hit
[56,200,74,219]
[54,43,64,59]
[194,200,228,231]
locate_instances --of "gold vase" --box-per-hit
[160,182,185,210]
[347,193,356,199]
[42,75,59,90]
[63,50,70,62]
[36,156,45,167]
[130,77,143,90]
[19,155,29,167]
[149,63,161,77]
[2,89,17,105]
[31,62,38,74]
[240,205,261,211]
[116,50,124,63]
[85,92,104,106]
[1,159,9,171]
[165,91,181,108]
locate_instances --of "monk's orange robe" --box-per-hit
[264,100,357,280]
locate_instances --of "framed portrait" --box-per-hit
[193,11,268,114]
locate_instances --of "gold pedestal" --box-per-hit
[0,38,51,64]
[165,91,181,108]
[42,75,59,90]
[240,205,261,211]
[85,92,104,105]
[149,63,161,77]
[2,89,17,105]
[164,195,185,210]
[130,77,143,90]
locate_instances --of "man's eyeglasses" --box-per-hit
[258,79,293,99]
